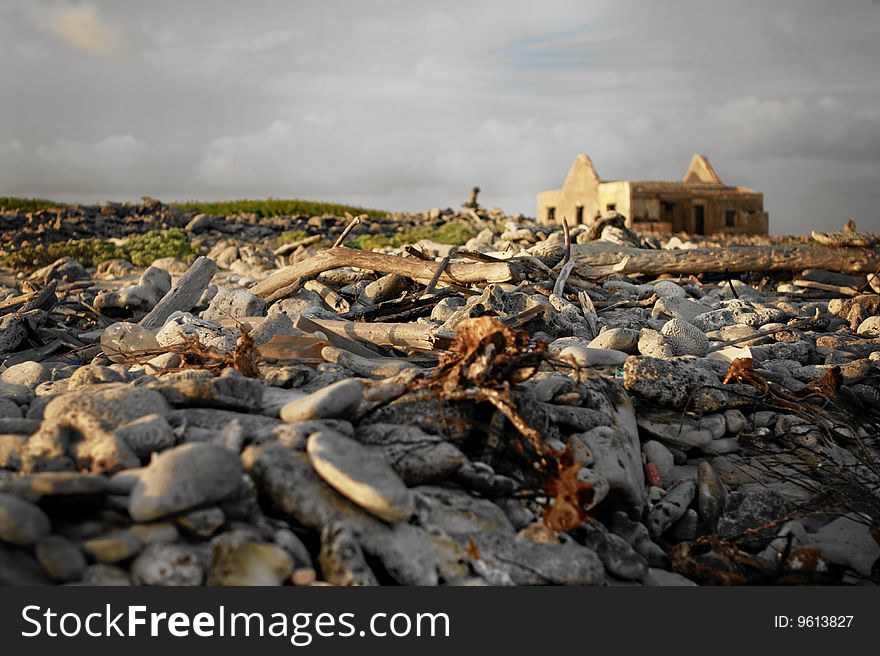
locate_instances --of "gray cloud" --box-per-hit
[1,0,878,233]
[37,2,125,58]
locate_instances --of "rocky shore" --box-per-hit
[1,200,878,586]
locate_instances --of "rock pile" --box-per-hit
[0,207,879,586]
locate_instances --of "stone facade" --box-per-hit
[537,153,768,236]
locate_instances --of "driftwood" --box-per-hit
[570,242,880,275]
[304,318,453,351]
[273,234,323,257]
[250,247,523,300]
[0,281,56,314]
[140,256,217,330]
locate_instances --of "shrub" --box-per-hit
[348,221,477,250]
[0,229,199,269]
[172,197,388,219]
[0,197,68,213]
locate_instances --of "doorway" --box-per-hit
[694,203,706,235]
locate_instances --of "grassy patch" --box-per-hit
[277,229,311,245]
[349,221,477,250]
[173,197,388,219]
[0,197,68,213]
[0,229,199,269]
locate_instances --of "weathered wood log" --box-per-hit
[140,256,217,330]
[250,247,521,300]
[570,242,880,275]
[305,318,453,351]
[0,281,57,315]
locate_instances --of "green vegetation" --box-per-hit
[277,229,311,245]
[0,229,200,269]
[0,197,68,213]
[173,197,388,219]
[349,221,477,250]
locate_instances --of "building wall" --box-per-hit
[536,154,601,225]
[537,154,768,235]
[596,181,632,224]
[629,189,767,235]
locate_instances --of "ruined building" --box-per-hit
[537,153,768,235]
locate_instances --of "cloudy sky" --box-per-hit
[1,0,878,233]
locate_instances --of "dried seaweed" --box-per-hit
[410,316,594,531]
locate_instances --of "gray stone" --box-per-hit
[128,443,244,522]
[245,443,436,584]
[184,213,216,233]
[81,532,143,564]
[307,430,414,523]
[155,311,238,353]
[572,425,644,517]
[358,522,439,586]
[35,535,86,581]
[652,280,688,299]
[697,461,727,531]
[176,507,226,537]
[702,414,727,439]
[637,328,676,359]
[723,409,748,434]
[0,361,51,402]
[856,315,880,336]
[582,528,648,581]
[150,368,263,412]
[355,423,465,485]
[0,471,109,501]
[693,308,750,332]
[587,328,640,353]
[0,543,50,584]
[0,492,51,545]
[244,443,379,532]
[608,511,668,567]
[806,514,879,578]
[668,508,699,541]
[699,438,741,455]
[81,563,132,586]
[0,398,22,418]
[280,378,363,423]
[646,480,696,539]
[94,266,171,314]
[131,543,204,585]
[624,356,730,412]
[653,296,711,324]
[661,318,710,357]
[559,345,629,367]
[414,486,515,536]
[642,440,674,482]
[717,485,789,544]
[0,418,39,435]
[208,532,293,586]
[0,314,26,354]
[30,257,88,284]
[469,532,604,585]
[24,384,173,474]
[201,288,267,321]
[637,412,713,448]
[319,523,378,586]
[249,312,299,346]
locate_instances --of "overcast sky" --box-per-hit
[1,1,878,233]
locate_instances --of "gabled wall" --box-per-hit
[536,153,600,225]
[537,153,768,235]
